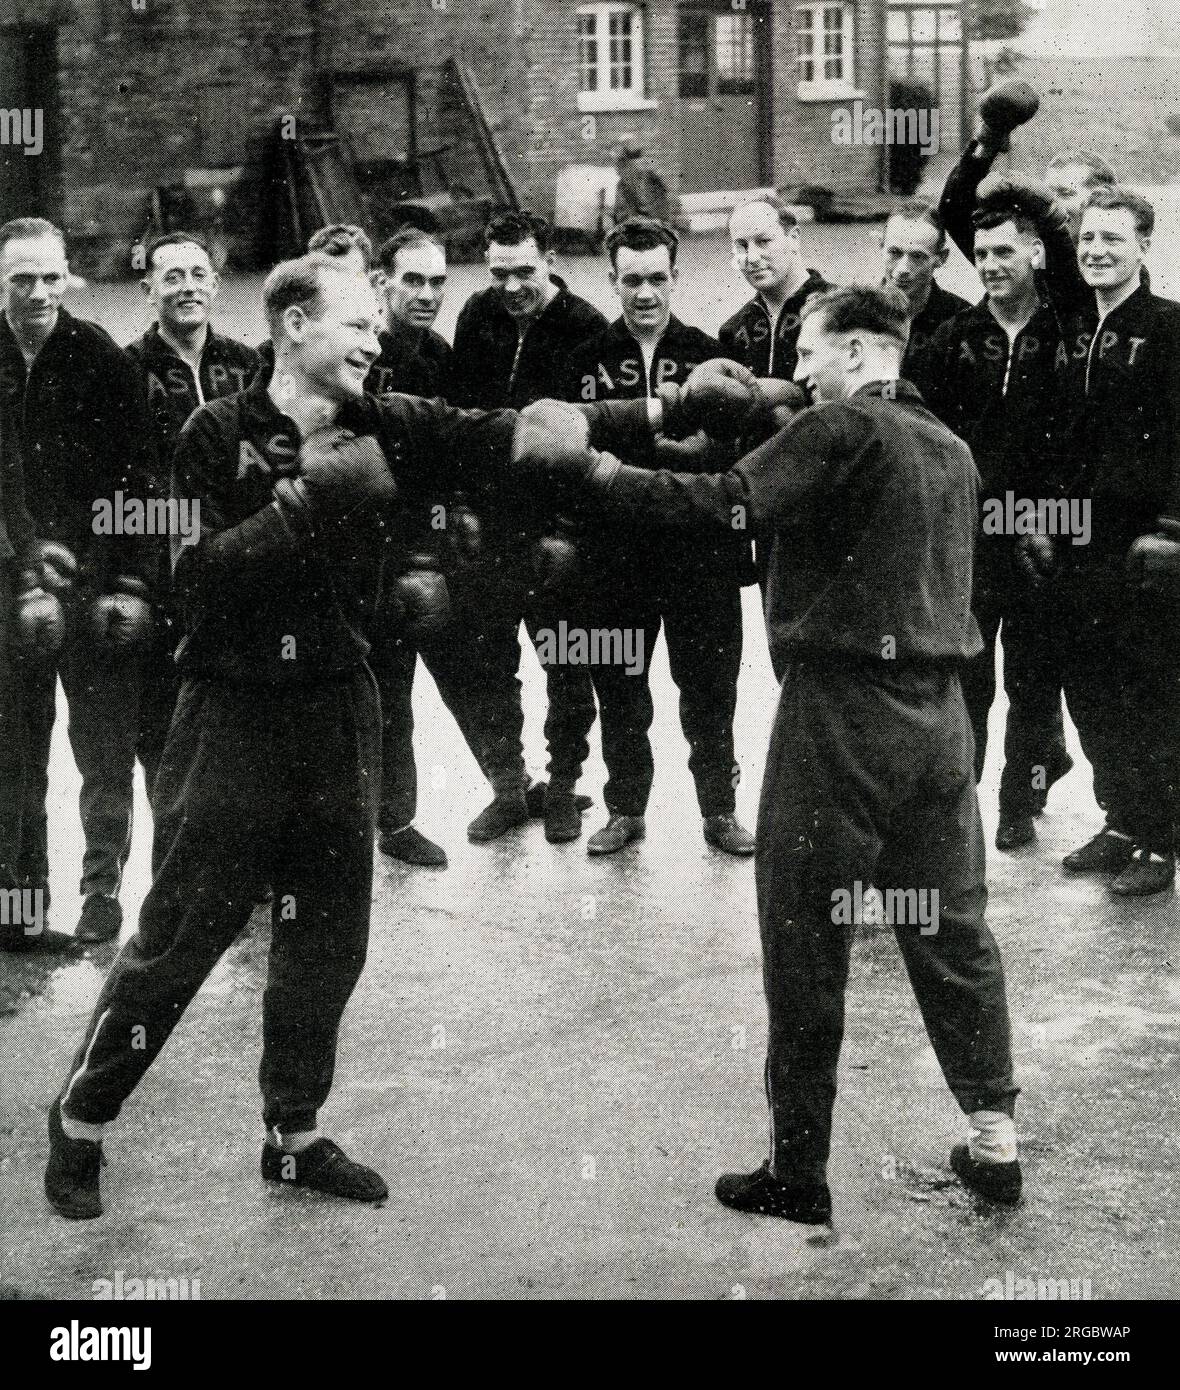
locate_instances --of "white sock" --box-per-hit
[968,1110,1017,1165]
[267,1126,320,1153]
[61,1112,106,1144]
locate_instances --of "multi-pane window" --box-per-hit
[678,11,709,98]
[716,13,756,96]
[797,3,855,92]
[577,4,646,103]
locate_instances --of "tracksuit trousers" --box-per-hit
[755,656,1018,1185]
[59,668,380,1134]
[585,579,743,818]
[1056,559,1180,856]
[19,611,141,902]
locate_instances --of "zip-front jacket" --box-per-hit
[903,279,973,364]
[586,380,983,680]
[0,309,156,590]
[718,269,832,380]
[564,315,752,586]
[907,294,1066,503]
[168,373,654,683]
[366,323,452,400]
[1056,280,1180,561]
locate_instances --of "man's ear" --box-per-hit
[282,304,307,343]
[1029,237,1046,271]
[608,268,620,297]
[1138,234,1152,257]
[544,249,557,271]
[207,272,221,301]
[671,264,680,285]
[139,277,152,300]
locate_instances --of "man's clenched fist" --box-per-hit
[658,359,763,441]
[90,576,154,651]
[293,428,398,522]
[511,400,594,479]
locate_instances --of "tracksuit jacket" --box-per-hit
[0,310,156,592]
[718,269,832,379]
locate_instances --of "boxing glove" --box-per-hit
[977,172,1070,241]
[447,497,483,568]
[975,80,1039,156]
[510,400,594,479]
[15,571,65,656]
[658,359,763,441]
[532,529,581,595]
[389,552,451,636]
[1126,527,1180,594]
[90,576,154,651]
[1014,532,1057,586]
[31,540,79,594]
[289,427,398,524]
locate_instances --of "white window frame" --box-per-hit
[796,2,865,101]
[577,3,658,113]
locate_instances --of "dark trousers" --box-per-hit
[19,610,141,900]
[961,544,1068,819]
[755,658,1017,1186]
[59,669,380,1133]
[1055,561,1180,855]
[448,558,596,798]
[586,579,742,818]
[137,617,180,805]
[369,619,486,831]
[0,566,25,888]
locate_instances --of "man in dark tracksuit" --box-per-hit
[1,414,81,953]
[878,201,971,364]
[366,227,490,867]
[46,252,626,1220]
[126,232,261,802]
[556,286,1021,1218]
[0,218,157,946]
[448,211,604,844]
[910,185,1079,852]
[564,218,755,856]
[1052,187,1180,896]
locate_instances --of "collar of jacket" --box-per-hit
[239,370,381,478]
[1085,277,1155,326]
[136,320,235,367]
[962,287,1060,336]
[0,304,79,372]
[851,378,924,404]
[748,268,828,324]
[603,313,693,350]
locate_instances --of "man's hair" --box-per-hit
[971,206,1041,240]
[0,216,67,259]
[483,210,552,254]
[732,195,798,234]
[604,216,680,268]
[1047,149,1118,189]
[263,253,353,339]
[885,200,946,248]
[801,284,910,346]
[374,226,445,276]
[306,223,373,268]
[1082,184,1154,239]
[143,230,212,271]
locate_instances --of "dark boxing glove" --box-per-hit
[447,497,483,568]
[286,427,398,525]
[658,359,763,441]
[977,171,1070,241]
[532,524,581,595]
[1126,519,1180,594]
[975,80,1039,156]
[15,570,65,657]
[390,552,451,636]
[32,540,79,594]
[90,576,154,651]
[510,400,594,479]
[1014,532,1058,586]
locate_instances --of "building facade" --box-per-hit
[1,0,900,275]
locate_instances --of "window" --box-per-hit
[796,3,858,98]
[577,4,654,111]
[716,14,756,96]
[678,11,709,98]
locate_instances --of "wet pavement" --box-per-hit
[2,224,1179,1300]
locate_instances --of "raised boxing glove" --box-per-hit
[658,359,763,441]
[90,576,154,651]
[510,400,593,479]
[975,80,1039,156]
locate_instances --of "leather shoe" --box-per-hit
[379,824,448,867]
[1063,828,1135,874]
[703,813,755,855]
[525,782,592,818]
[1110,849,1175,897]
[995,817,1035,852]
[715,1161,832,1223]
[45,1098,104,1220]
[75,894,122,943]
[261,1138,387,1203]
[467,795,529,842]
[587,814,645,855]
[544,791,582,843]
[950,1142,1022,1205]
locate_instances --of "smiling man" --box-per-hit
[1050,187,1180,896]
[126,232,261,803]
[0,217,156,948]
[878,201,969,362]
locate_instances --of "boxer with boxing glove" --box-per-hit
[564,218,755,856]
[0,216,157,947]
